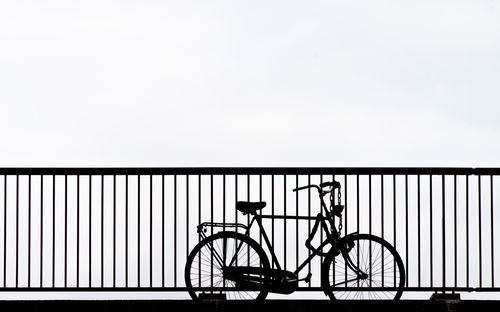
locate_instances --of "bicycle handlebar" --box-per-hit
[292,181,340,192]
[292,185,320,192]
[319,181,341,189]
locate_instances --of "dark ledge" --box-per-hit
[0,300,499,312]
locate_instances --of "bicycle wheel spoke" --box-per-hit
[185,232,270,300]
[322,234,405,300]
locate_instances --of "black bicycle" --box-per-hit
[185,181,405,300]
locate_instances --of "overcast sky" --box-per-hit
[1,0,499,167]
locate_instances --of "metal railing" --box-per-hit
[0,167,498,297]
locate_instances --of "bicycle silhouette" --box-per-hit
[185,181,405,300]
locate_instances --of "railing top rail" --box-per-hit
[0,167,492,175]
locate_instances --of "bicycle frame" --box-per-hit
[198,189,342,277]
[251,213,339,275]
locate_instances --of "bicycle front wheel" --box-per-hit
[185,231,270,300]
[321,233,405,300]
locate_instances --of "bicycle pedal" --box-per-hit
[297,273,312,283]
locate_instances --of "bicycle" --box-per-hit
[185,181,406,300]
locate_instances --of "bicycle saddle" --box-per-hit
[236,201,266,215]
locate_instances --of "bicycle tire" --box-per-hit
[321,233,405,300]
[185,231,270,300]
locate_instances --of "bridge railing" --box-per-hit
[0,167,498,297]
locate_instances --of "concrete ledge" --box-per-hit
[0,300,499,312]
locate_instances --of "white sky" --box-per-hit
[0,1,500,301]
[1,0,500,167]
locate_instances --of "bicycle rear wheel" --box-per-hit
[185,231,270,300]
[321,233,405,300]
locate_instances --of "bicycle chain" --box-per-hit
[338,186,342,233]
[330,184,343,234]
